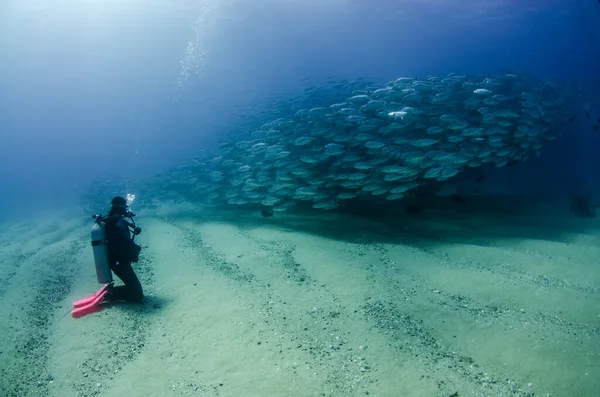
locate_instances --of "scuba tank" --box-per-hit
[91,215,113,284]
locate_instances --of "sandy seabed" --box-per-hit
[0,196,598,397]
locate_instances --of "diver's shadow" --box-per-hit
[101,294,170,316]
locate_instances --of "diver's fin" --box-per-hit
[73,284,109,308]
[72,285,110,318]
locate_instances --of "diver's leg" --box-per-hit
[110,261,144,302]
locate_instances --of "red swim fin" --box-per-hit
[72,286,109,318]
[73,284,109,308]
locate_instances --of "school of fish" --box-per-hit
[83,73,577,213]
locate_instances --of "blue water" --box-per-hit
[0,0,599,219]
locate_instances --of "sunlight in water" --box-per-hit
[175,0,222,88]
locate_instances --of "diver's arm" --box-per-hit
[116,219,134,241]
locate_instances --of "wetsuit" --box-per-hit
[104,215,144,302]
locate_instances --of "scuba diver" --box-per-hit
[72,196,143,317]
[103,196,144,302]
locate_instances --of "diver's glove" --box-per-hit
[133,227,142,235]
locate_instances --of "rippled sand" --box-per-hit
[1,197,599,397]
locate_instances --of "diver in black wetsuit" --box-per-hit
[104,196,144,302]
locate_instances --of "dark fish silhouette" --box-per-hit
[449,193,466,203]
[570,192,598,218]
[404,204,422,214]
[261,207,273,218]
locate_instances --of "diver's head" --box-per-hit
[109,196,128,216]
